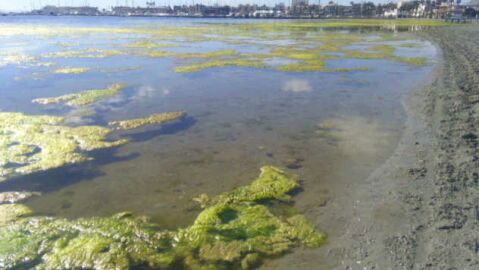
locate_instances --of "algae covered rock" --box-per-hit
[0,204,32,225]
[0,166,325,269]
[32,83,126,106]
[0,110,187,181]
[0,112,127,181]
[208,166,299,206]
[0,211,172,269]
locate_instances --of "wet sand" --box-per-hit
[261,26,479,270]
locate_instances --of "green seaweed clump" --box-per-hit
[344,44,427,66]
[175,59,264,73]
[43,48,125,59]
[109,112,186,130]
[392,56,428,66]
[0,204,31,225]
[53,67,91,74]
[0,166,325,269]
[0,112,127,180]
[0,53,53,68]
[125,40,176,49]
[277,60,326,72]
[32,83,126,106]
[173,50,238,59]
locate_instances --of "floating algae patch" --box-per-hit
[52,67,91,74]
[134,49,241,63]
[0,53,54,68]
[275,59,368,73]
[344,50,391,60]
[0,54,36,66]
[277,59,326,72]
[125,40,177,49]
[230,19,452,32]
[32,83,126,107]
[175,59,264,73]
[392,56,428,66]
[0,112,127,181]
[173,49,238,59]
[109,112,185,130]
[0,166,325,270]
[99,65,142,74]
[0,109,187,180]
[366,44,396,55]
[397,42,423,48]
[43,48,126,59]
[344,44,427,66]
[268,47,334,61]
[139,50,173,58]
[0,22,434,76]
[0,20,450,40]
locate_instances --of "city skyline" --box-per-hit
[0,0,393,11]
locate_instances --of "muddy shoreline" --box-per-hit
[312,26,479,269]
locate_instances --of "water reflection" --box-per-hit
[0,16,437,269]
[282,78,313,93]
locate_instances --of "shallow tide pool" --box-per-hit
[0,16,437,269]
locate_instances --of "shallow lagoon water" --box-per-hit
[0,16,436,269]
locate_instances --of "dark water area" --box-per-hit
[0,16,437,269]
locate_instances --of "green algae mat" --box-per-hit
[0,166,324,270]
[0,111,184,181]
[0,19,450,77]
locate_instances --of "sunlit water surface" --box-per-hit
[0,16,437,269]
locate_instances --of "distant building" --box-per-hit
[111,6,172,16]
[201,6,230,16]
[412,3,427,17]
[33,6,100,16]
[292,0,309,8]
[20,0,470,19]
[384,8,398,17]
[146,2,156,8]
[291,0,310,16]
[253,9,275,17]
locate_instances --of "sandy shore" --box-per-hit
[307,26,479,269]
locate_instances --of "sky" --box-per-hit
[0,0,391,11]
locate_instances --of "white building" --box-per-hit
[292,0,309,7]
[384,9,398,17]
[253,9,275,17]
[410,3,427,17]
